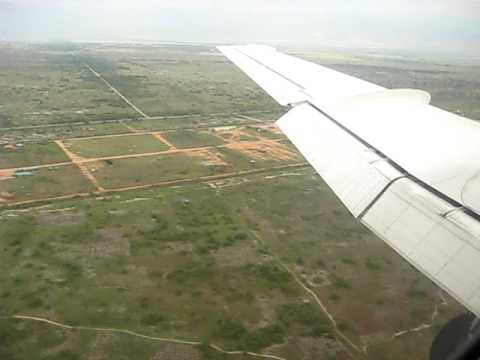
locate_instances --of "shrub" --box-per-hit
[277,303,328,328]
[214,319,247,340]
[241,324,285,351]
[141,313,165,326]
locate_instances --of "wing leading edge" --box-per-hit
[218,45,480,316]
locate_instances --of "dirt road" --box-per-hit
[83,62,150,119]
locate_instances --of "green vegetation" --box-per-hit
[277,302,330,330]
[0,47,137,127]
[83,49,282,117]
[0,142,69,169]
[67,133,169,158]
[0,122,132,145]
[93,152,219,189]
[163,129,224,148]
[0,165,95,201]
[213,319,285,352]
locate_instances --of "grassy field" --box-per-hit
[0,165,95,202]
[92,152,221,189]
[0,142,69,169]
[0,42,476,360]
[66,134,169,159]
[162,129,224,148]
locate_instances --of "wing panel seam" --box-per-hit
[303,101,480,221]
[357,175,408,220]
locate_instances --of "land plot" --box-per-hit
[66,134,169,159]
[55,122,134,138]
[92,151,224,189]
[0,164,95,202]
[242,125,285,141]
[0,142,69,169]
[162,129,224,149]
[213,126,260,143]
[217,140,304,170]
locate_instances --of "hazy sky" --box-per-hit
[0,0,479,55]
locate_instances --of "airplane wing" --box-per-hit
[218,45,480,317]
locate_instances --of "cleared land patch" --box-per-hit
[214,126,260,143]
[224,141,303,163]
[92,151,223,189]
[162,129,224,149]
[65,133,170,159]
[0,164,95,202]
[0,142,69,169]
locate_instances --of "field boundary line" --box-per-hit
[0,138,288,173]
[119,120,140,133]
[54,140,105,192]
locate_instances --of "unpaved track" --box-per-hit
[363,292,447,354]
[152,132,176,150]
[7,315,286,360]
[0,109,276,132]
[249,231,363,359]
[1,163,309,208]
[0,138,288,173]
[83,62,150,119]
[236,114,269,123]
[54,140,105,192]
[119,120,140,133]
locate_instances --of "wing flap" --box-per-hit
[363,178,480,314]
[318,96,480,214]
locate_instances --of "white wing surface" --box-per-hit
[218,45,480,316]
